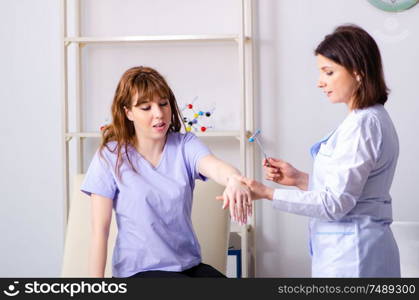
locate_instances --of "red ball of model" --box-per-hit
[187,104,193,109]
[200,127,206,132]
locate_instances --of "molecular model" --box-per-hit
[181,97,215,133]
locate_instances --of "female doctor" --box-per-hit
[223,25,401,277]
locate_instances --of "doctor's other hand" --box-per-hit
[238,176,274,200]
[263,157,308,191]
[216,176,274,206]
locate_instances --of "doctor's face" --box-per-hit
[316,54,359,109]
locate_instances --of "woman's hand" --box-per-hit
[216,176,274,223]
[219,175,252,225]
[263,158,308,190]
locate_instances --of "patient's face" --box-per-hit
[125,94,172,142]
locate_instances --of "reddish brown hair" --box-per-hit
[100,66,183,177]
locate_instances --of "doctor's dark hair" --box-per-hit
[100,66,183,178]
[315,24,389,109]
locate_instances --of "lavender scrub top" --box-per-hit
[81,132,212,277]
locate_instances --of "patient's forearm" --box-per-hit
[88,232,108,277]
[214,162,241,186]
[200,155,241,186]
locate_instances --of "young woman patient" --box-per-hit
[82,66,251,278]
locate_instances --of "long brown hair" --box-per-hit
[100,66,183,178]
[315,24,389,109]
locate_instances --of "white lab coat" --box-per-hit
[273,104,400,277]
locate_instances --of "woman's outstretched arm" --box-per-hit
[198,154,252,225]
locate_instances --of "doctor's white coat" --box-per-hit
[273,104,400,277]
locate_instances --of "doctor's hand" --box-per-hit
[219,175,252,225]
[216,176,274,211]
[263,158,308,191]
[239,176,274,201]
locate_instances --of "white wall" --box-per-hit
[0,0,63,276]
[2,0,418,277]
[255,0,419,277]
